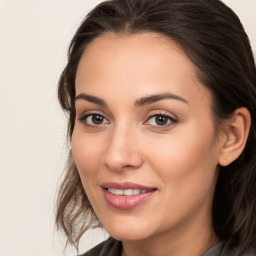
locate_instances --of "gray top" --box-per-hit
[80,237,256,256]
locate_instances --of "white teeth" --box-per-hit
[115,189,124,195]
[108,188,123,195]
[124,189,133,196]
[107,188,148,196]
[132,189,140,195]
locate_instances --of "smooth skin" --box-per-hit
[72,33,251,256]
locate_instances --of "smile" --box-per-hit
[102,182,157,210]
[107,188,148,196]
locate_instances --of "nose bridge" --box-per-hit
[104,120,142,171]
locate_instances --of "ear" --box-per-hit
[218,107,251,166]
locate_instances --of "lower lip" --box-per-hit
[103,189,156,210]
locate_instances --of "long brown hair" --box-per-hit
[56,0,256,250]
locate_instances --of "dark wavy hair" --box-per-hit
[56,0,256,250]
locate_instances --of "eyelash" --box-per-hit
[144,114,177,129]
[77,111,177,130]
[77,113,109,128]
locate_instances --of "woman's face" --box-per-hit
[72,33,222,242]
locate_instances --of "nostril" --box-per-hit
[103,145,144,171]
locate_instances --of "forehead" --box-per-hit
[75,32,211,105]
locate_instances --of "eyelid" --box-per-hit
[80,114,109,122]
[143,110,178,128]
[144,110,178,121]
[77,109,107,120]
[77,111,110,128]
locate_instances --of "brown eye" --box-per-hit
[91,114,104,124]
[155,115,169,125]
[147,114,177,126]
[80,114,109,125]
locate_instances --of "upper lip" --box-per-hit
[101,182,157,191]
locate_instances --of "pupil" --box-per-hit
[92,115,103,124]
[156,115,167,125]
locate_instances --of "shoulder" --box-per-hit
[220,241,256,256]
[79,238,256,256]
[79,237,122,256]
[203,240,256,256]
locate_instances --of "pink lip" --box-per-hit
[101,182,157,210]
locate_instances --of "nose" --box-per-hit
[103,124,143,172]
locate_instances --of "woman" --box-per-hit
[56,0,256,255]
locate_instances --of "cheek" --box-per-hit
[71,129,105,181]
[146,121,219,189]
[145,127,219,224]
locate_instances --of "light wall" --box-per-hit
[0,1,255,256]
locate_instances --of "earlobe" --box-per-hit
[218,107,251,166]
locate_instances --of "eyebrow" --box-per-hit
[75,92,189,107]
[75,93,107,106]
[135,93,189,107]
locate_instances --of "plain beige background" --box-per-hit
[0,1,255,255]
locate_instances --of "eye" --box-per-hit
[79,114,109,126]
[146,114,177,126]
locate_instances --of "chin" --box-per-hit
[110,229,153,242]
[101,215,157,241]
